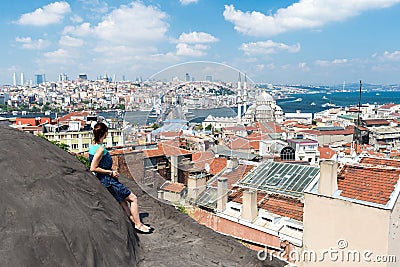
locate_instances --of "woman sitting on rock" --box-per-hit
[89,122,152,234]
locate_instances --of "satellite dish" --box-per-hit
[205,163,210,172]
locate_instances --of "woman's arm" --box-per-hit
[89,146,113,176]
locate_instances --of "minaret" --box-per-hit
[20,72,25,86]
[237,72,242,122]
[243,74,248,114]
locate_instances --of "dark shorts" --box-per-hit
[98,175,131,203]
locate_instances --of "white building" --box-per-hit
[242,91,283,124]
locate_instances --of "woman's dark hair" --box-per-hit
[93,122,108,144]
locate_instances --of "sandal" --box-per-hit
[135,223,154,234]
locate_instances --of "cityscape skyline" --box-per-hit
[1,0,400,85]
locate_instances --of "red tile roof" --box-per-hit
[337,162,400,205]
[257,121,284,133]
[15,117,51,126]
[58,111,91,122]
[209,158,227,175]
[192,151,214,162]
[160,181,186,193]
[227,136,251,150]
[222,126,247,132]
[301,127,354,136]
[160,131,183,139]
[318,146,337,159]
[211,165,254,189]
[229,188,304,221]
[143,141,191,158]
[360,157,400,168]
[258,195,304,221]
[363,119,390,126]
[192,151,215,170]
[379,104,398,109]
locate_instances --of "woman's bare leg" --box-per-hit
[120,201,130,217]
[125,193,150,231]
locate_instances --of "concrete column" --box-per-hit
[171,155,178,183]
[318,160,338,196]
[241,189,258,222]
[187,174,206,200]
[217,177,228,212]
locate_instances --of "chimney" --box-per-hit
[170,155,178,183]
[217,177,228,212]
[318,160,338,196]
[241,189,258,222]
[187,173,206,200]
[226,157,238,170]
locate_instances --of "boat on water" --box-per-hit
[322,96,328,100]
[294,98,302,102]
[376,93,381,96]
[321,103,337,108]
[310,102,316,106]
[12,111,18,116]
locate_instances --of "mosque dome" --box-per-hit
[256,91,274,104]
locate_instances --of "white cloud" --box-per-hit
[176,43,208,57]
[223,1,400,37]
[332,59,348,64]
[315,58,349,66]
[298,62,310,71]
[16,1,71,26]
[43,48,75,64]
[15,37,50,49]
[256,64,265,71]
[78,0,108,13]
[381,50,400,61]
[240,40,300,56]
[93,2,168,45]
[63,23,93,37]
[59,36,84,47]
[179,0,198,5]
[176,32,218,43]
[70,15,83,23]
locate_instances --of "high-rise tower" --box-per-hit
[13,72,17,86]
[20,72,25,86]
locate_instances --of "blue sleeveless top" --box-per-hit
[88,143,131,203]
[89,144,113,182]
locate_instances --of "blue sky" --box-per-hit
[1,0,400,85]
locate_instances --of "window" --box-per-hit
[71,144,78,150]
[82,143,89,149]
[230,207,241,212]
[280,146,295,161]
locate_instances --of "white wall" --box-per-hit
[301,193,391,267]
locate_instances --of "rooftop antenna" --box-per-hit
[354,80,362,155]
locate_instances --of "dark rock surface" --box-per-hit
[0,126,285,267]
[0,126,139,266]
